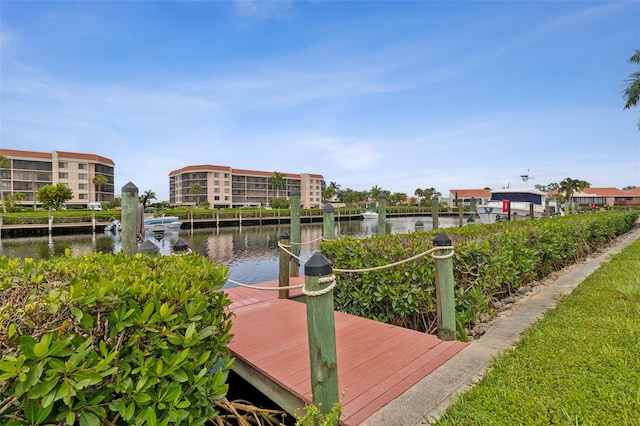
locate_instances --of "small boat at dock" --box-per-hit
[361,210,379,219]
[143,216,182,229]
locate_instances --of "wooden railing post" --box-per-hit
[290,190,301,277]
[323,204,335,240]
[377,194,387,236]
[304,252,339,417]
[278,232,290,299]
[431,195,439,230]
[468,197,476,223]
[433,232,456,341]
[121,182,139,255]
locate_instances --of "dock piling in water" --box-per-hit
[290,190,301,277]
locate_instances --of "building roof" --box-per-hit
[169,164,232,176]
[449,189,491,198]
[624,187,640,196]
[0,148,52,160]
[55,151,115,166]
[579,187,630,197]
[169,164,323,180]
[0,148,114,165]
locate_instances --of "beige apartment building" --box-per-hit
[169,164,324,209]
[0,148,115,208]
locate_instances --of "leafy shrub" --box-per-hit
[0,251,233,425]
[319,211,638,335]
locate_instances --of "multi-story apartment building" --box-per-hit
[169,165,324,209]
[0,149,115,208]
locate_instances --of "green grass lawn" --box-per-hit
[433,238,640,426]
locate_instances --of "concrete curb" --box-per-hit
[362,225,640,426]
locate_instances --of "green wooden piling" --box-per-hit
[304,252,339,417]
[458,201,464,227]
[377,194,387,237]
[278,232,290,299]
[48,207,53,234]
[323,204,335,240]
[469,197,476,223]
[433,232,456,341]
[121,182,139,255]
[529,203,534,219]
[91,210,96,233]
[290,190,301,277]
[431,196,439,230]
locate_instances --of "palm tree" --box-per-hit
[558,177,590,215]
[190,183,202,206]
[92,174,108,202]
[0,155,10,213]
[140,190,157,209]
[269,172,286,202]
[323,181,340,201]
[623,49,640,130]
[369,185,383,204]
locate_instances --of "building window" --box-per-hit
[79,173,88,180]
[214,180,220,186]
[214,172,219,177]
[224,173,230,178]
[79,183,87,190]
[214,188,220,193]
[59,162,68,168]
[224,181,230,186]
[78,163,87,170]
[59,172,68,179]
[79,193,87,199]
[224,196,229,201]
[224,188,230,193]
[215,196,220,201]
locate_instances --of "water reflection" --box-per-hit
[0,216,457,285]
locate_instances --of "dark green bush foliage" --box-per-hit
[0,252,233,425]
[319,211,639,334]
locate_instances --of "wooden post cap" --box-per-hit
[122,182,138,193]
[305,252,332,276]
[433,232,451,246]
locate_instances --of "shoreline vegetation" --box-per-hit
[433,233,640,425]
[1,210,638,424]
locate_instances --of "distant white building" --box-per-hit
[0,148,115,208]
[168,164,324,209]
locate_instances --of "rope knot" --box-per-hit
[303,275,337,297]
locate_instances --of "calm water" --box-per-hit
[0,216,457,286]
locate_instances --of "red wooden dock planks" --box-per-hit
[225,279,467,425]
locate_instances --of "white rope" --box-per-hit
[277,242,309,264]
[226,278,304,291]
[302,275,336,297]
[282,235,326,246]
[333,246,455,273]
[228,245,454,293]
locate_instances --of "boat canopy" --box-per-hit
[490,191,544,205]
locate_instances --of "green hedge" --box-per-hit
[319,211,639,335]
[0,252,232,425]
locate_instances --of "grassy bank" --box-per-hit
[433,237,640,425]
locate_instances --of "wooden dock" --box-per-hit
[225,277,468,425]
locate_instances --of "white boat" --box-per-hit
[361,210,379,219]
[104,219,121,233]
[476,188,547,224]
[144,216,182,229]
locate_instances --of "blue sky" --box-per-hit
[1,0,639,201]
